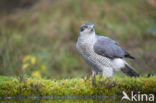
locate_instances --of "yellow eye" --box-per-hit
[84,26,88,28]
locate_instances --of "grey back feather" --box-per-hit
[94,36,127,59]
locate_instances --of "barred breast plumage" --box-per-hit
[76,34,113,77]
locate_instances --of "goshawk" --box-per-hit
[76,23,139,77]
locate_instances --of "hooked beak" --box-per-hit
[88,25,94,30]
[88,25,94,32]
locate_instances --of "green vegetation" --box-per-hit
[0,98,125,103]
[0,76,155,97]
[0,0,156,79]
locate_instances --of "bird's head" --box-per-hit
[80,23,95,35]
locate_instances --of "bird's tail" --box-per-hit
[121,62,139,77]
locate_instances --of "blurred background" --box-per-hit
[0,0,156,79]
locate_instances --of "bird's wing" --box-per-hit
[94,36,135,59]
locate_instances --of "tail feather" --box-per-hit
[124,51,136,59]
[121,63,139,77]
[125,55,135,59]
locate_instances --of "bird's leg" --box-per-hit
[92,70,96,77]
[100,69,113,86]
[92,74,96,87]
[84,73,91,82]
[102,71,105,77]
[92,70,97,87]
[99,72,103,79]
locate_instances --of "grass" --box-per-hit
[0,0,156,78]
[0,76,155,97]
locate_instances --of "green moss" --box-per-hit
[0,76,155,97]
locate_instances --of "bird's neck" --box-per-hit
[79,32,96,42]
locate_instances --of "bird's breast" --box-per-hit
[77,42,93,57]
[76,38,113,68]
[76,35,98,62]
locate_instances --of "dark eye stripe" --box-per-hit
[91,28,94,32]
[80,27,84,32]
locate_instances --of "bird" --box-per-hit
[76,23,139,77]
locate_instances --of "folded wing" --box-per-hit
[94,36,135,59]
